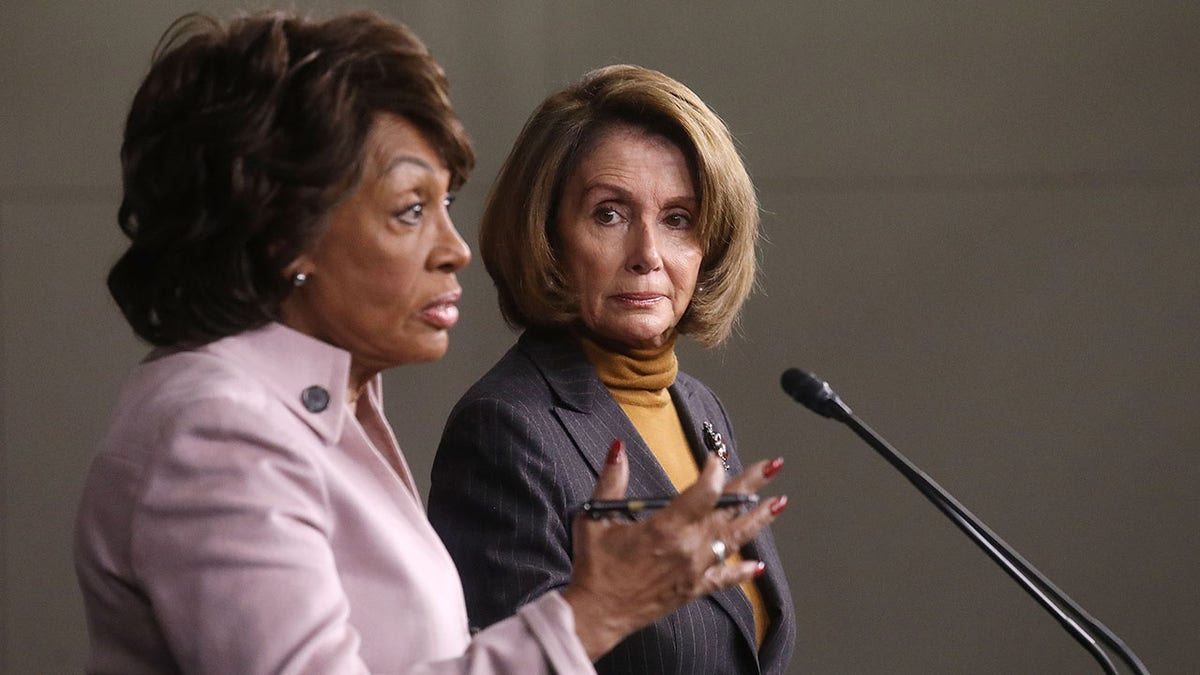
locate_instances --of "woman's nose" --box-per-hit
[432,215,471,272]
[626,221,662,274]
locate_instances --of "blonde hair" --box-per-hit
[479,64,758,346]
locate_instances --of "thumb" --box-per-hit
[590,439,629,500]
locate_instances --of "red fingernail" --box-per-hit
[763,457,784,478]
[769,495,789,516]
[754,561,766,577]
[606,439,624,465]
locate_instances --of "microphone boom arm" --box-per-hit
[783,369,1149,675]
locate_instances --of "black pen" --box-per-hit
[577,493,759,518]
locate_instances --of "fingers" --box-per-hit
[589,439,629,501]
[696,500,786,595]
[652,453,787,530]
[723,494,789,552]
[723,457,784,496]
[702,559,766,592]
[565,447,789,651]
[653,454,726,522]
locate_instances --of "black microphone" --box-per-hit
[780,367,851,420]
[781,368,1149,675]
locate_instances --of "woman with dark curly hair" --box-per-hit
[73,12,786,674]
[428,65,797,674]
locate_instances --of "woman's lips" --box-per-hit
[612,292,665,307]
[421,290,461,329]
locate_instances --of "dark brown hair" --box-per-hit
[109,10,474,346]
[479,65,757,346]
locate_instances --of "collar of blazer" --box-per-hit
[516,328,738,477]
[517,328,610,414]
[202,321,356,445]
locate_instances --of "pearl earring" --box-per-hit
[292,272,309,287]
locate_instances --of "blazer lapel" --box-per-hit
[676,374,796,671]
[741,527,793,671]
[522,331,677,503]
[671,382,746,475]
[671,376,762,659]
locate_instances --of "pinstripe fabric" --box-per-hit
[429,330,797,674]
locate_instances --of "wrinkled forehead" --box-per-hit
[571,121,697,187]
[362,113,449,182]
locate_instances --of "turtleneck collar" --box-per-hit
[574,330,678,393]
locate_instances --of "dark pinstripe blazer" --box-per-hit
[429,330,796,674]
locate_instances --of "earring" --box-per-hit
[292,272,309,287]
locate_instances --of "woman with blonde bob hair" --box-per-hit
[480,64,758,346]
[429,65,796,674]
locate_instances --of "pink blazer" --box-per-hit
[74,322,594,674]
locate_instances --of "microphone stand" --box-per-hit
[783,370,1149,675]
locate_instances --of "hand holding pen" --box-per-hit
[561,439,788,660]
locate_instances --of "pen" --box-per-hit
[577,493,759,518]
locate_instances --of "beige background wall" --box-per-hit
[2,2,1196,673]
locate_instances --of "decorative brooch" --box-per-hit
[702,421,731,471]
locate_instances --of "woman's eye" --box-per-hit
[394,203,424,225]
[594,208,621,225]
[665,212,693,229]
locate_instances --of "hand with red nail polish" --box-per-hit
[605,439,624,465]
[561,446,789,660]
[763,457,784,478]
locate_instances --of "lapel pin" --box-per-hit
[702,421,731,471]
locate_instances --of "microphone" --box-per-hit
[780,368,851,420]
[781,368,1149,675]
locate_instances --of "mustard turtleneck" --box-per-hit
[575,331,770,647]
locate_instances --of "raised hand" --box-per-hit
[561,440,787,659]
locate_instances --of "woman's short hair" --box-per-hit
[110,10,474,346]
[479,64,758,347]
